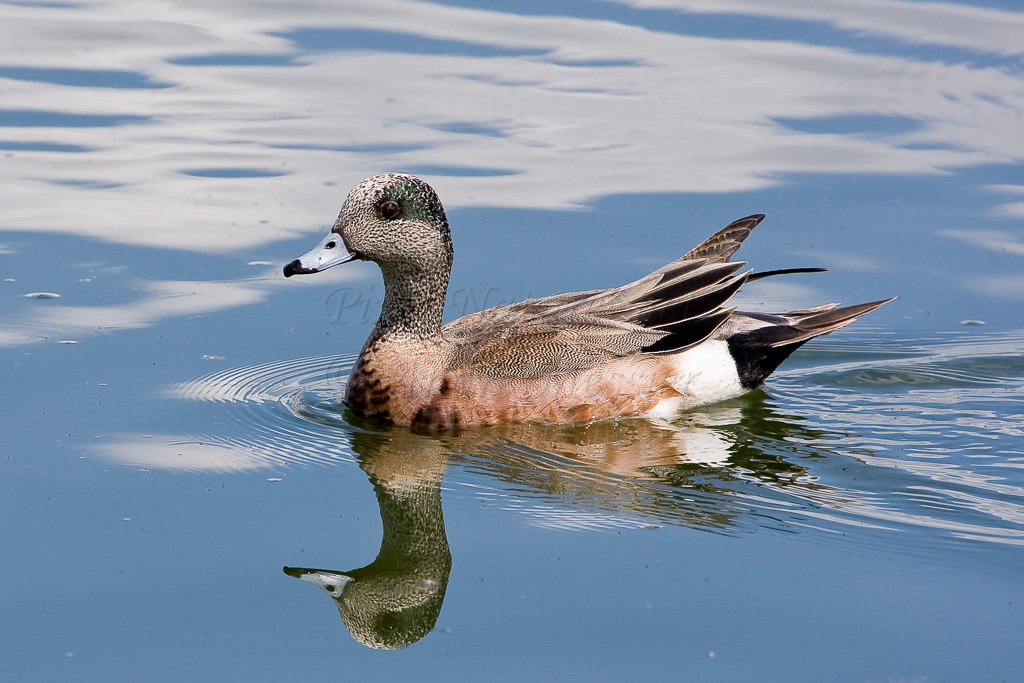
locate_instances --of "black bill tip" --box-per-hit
[283,259,315,278]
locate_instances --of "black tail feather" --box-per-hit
[634,273,748,329]
[773,298,895,347]
[643,308,734,354]
[727,298,895,388]
[747,267,828,282]
[637,261,745,304]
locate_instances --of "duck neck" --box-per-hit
[372,262,450,340]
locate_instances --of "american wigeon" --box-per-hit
[284,173,892,429]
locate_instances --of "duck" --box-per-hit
[284,173,892,430]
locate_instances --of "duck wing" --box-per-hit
[443,216,769,378]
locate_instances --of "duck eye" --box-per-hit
[380,201,401,219]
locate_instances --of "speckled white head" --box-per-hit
[284,173,452,279]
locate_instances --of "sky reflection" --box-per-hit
[0,265,356,347]
[608,0,1024,56]
[4,4,1024,679]
[1,0,1023,254]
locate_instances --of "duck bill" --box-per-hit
[283,566,354,598]
[283,232,358,277]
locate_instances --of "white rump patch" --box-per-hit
[647,340,745,417]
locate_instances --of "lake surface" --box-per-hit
[2,0,1023,681]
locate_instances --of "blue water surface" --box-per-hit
[1,1,1023,681]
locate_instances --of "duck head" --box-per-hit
[283,173,453,279]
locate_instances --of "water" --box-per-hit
[2,1,1023,681]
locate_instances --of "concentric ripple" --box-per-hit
[108,354,364,471]
[169,353,355,405]
[102,330,1024,548]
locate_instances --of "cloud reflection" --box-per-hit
[0,0,1022,253]
[610,0,1024,56]
[941,227,1024,298]
[0,266,357,347]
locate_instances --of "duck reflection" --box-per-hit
[284,393,841,649]
[284,429,452,650]
[458,395,836,532]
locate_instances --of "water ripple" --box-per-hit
[115,330,1024,554]
[766,330,1024,547]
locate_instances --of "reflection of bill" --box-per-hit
[285,429,452,650]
